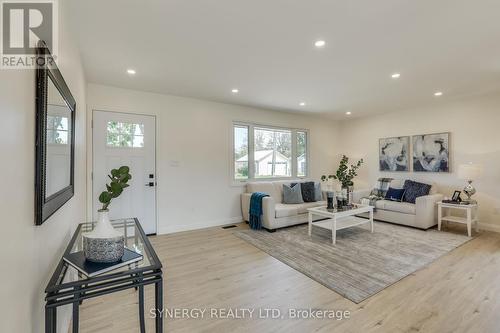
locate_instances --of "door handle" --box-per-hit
[145,182,155,187]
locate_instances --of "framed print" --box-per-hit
[412,133,450,172]
[379,136,410,171]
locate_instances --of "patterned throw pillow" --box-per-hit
[370,178,393,197]
[291,182,316,202]
[283,183,304,204]
[402,180,432,204]
[301,182,316,202]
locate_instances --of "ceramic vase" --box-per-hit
[83,209,124,263]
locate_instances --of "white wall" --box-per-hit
[87,84,339,234]
[339,93,500,230]
[0,1,87,331]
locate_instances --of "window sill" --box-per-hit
[231,176,309,187]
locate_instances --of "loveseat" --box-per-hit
[241,180,327,231]
[353,179,443,229]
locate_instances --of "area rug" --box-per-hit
[234,222,472,303]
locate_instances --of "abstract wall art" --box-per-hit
[379,136,410,171]
[412,133,450,172]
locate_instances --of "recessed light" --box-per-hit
[391,73,401,79]
[299,102,306,106]
[314,40,326,48]
[346,111,352,115]
[127,69,136,75]
[231,89,239,93]
[434,91,443,96]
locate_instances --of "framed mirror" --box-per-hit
[35,40,76,225]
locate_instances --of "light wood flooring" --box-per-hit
[80,222,500,333]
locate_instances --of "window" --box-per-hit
[297,131,307,177]
[232,122,308,181]
[234,125,249,180]
[106,121,144,148]
[254,127,291,178]
[47,115,69,144]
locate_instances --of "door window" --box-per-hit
[106,121,144,148]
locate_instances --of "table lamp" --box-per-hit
[457,163,482,203]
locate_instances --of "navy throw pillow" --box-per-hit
[385,187,406,202]
[403,180,432,204]
[291,182,316,202]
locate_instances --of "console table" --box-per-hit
[45,218,163,333]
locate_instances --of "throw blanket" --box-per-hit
[360,178,393,209]
[249,192,269,230]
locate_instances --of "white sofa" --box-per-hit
[241,180,327,231]
[353,179,443,229]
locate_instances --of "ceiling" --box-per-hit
[69,0,500,119]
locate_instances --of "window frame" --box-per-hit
[231,121,309,184]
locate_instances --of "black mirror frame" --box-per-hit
[35,40,76,225]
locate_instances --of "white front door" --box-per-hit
[92,110,157,234]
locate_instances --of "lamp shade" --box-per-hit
[457,164,482,181]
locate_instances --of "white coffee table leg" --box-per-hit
[370,208,374,233]
[308,212,312,236]
[438,204,442,231]
[332,217,337,245]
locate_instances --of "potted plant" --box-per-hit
[83,166,132,263]
[321,155,364,206]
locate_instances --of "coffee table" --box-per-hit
[307,204,374,244]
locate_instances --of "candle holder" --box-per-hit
[327,191,335,209]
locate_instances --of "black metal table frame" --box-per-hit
[45,218,163,333]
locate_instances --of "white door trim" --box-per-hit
[87,108,159,234]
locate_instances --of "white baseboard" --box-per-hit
[158,216,244,235]
[157,218,500,234]
[478,222,500,233]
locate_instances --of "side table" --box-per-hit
[437,202,479,237]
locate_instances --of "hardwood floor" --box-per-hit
[80,222,500,333]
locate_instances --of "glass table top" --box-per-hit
[307,204,373,216]
[310,204,368,213]
[47,218,161,290]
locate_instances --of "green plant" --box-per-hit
[321,155,364,188]
[98,166,132,211]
